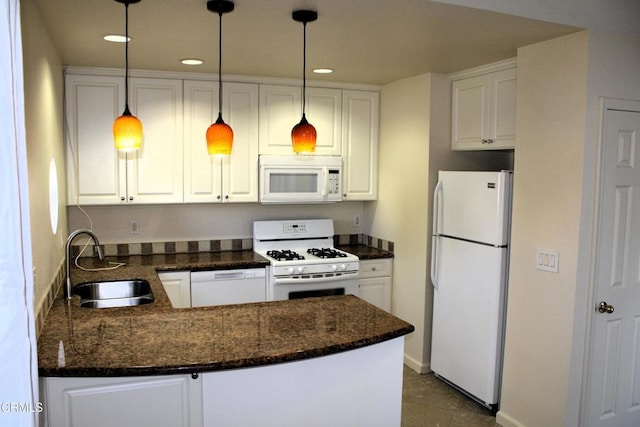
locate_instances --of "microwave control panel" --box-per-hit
[328,169,341,194]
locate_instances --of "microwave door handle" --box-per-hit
[321,167,329,197]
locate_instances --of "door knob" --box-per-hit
[597,301,615,314]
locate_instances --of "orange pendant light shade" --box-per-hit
[113,108,143,152]
[206,113,234,155]
[291,114,317,153]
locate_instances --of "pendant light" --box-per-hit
[206,0,234,156]
[112,0,143,152]
[291,10,318,154]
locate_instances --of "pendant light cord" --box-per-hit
[301,21,307,116]
[124,1,130,113]
[217,10,223,117]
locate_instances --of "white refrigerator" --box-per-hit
[430,170,512,410]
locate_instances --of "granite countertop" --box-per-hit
[337,244,394,260]
[38,250,413,377]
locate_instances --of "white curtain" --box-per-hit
[0,0,38,426]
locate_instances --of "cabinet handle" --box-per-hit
[224,195,229,200]
[129,196,134,201]
[216,195,221,200]
[120,196,125,201]
[372,266,377,271]
[481,139,494,144]
[191,372,199,380]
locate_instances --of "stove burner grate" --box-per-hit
[307,248,348,259]
[266,249,305,261]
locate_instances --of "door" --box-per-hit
[585,106,640,426]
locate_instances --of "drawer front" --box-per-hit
[359,259,392,278]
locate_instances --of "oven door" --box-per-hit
[270,272,359,301]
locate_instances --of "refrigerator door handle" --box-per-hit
[431,180,443,289]
[430,235,439,289]
[432,180,443,235]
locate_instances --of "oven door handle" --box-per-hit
[273,273,359,285]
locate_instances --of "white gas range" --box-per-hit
[253,219,360,301]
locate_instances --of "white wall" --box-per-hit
[21,0,67,314]
[68,202,365,244]
[496,31,589,427]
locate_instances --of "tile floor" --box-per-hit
[401,367,498,427]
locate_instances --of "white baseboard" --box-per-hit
[403,353,431,374]
[496,409,526,427]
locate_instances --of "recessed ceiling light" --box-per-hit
[181,58,204,66]
[313,68,334,74]
[104,34,130,43]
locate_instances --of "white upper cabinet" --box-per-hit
[128,77,184,203]
[259,85,342,155]
[65,73,183,205]
[342,90,379,200]
[183,80,259,203]
[65,69,380,204]
[451,61,516,151]
[65,74,124,205]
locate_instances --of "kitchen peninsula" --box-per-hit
[37,252,414,427]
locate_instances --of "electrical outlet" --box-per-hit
[353,215,362,227]
[129,220,140,235]
[536,249,559,273]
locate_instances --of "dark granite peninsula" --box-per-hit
[38,251,414,427]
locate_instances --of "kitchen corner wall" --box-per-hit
[21,0,68,322]
[67,202,366,244]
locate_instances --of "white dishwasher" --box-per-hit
[190,268,266,307]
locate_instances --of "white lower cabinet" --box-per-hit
[41,374,203,427]
[359,258,393,312]
[158,270,191,308]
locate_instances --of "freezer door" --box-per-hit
[430,237,508,405]
[434,171,511,245]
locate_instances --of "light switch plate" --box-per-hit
[536,249,559,273]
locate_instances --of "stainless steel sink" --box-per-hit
[72,279,154,308]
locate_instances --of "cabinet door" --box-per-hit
[306,87,342,155]
[158,270,191,308]
[451,74,488,150]
[127,77,184,203]
[183,80,223,202]
[360,276,392,312]
[222,82,259,202]
[65,74,126,205]
[451,66,516,151]
[259,85,342,155]
[487,67,517,148]
[342,90,379,200]
[43,375,203,427]
[259,85,300,154]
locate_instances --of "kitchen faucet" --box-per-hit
[65,229,104,299]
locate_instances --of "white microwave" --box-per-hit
[259,155,343,204]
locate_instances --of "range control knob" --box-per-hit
[297,266,304,274]
[340,264,347,270]
[287,267,294,274]
[331,264,338,272]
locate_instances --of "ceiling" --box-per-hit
[31,0,580,86]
